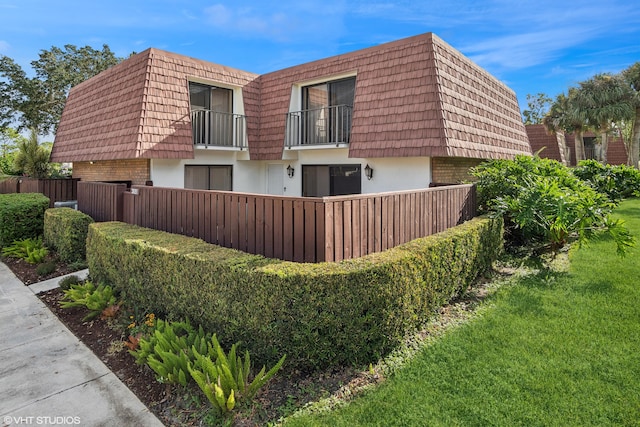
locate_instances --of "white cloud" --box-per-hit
[201,1,347,43]
[0,40,9,53]
[205,4,232,27]
[461,28,594,70]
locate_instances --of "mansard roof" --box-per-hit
[52,33,531,163]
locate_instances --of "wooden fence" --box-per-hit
[0,177,78,207]
[77,181,127,222]
[77,182,476,263]
[0,177,20,194]
[122,187,327,262]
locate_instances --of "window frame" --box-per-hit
[184,165,233,191]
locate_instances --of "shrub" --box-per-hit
[58,274,82,290]
[573,160,640,201]
[0,193,50,247]
[131,319,211,386]
[87,217,502,372]
[60,281,117,321]
[189,335,285,415]
[472,155,635,255]
[36,261,56,276]
[43,208,94,263]
[2,237,48,264]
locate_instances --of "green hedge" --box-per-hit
[87,216,503,372]
[0,193,50,247]
[43,208,94,263]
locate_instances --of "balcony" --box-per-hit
[285,104,353,148]
[191,109,247,149]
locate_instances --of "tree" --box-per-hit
[622,62,640,168]
[572,73,634,165]
[0,44,121,135]
[522,92,552,125]
[543,90,588,163]
[13,128,51,178]
[0,128,26,175]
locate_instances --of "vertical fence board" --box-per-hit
[273,198,284,259]
[283,199,294,261]
[304,201,316,262]
[264,198,274,258]
[324,201,334,262]
[315,202,325,262]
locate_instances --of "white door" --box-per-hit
[267,164,284,195]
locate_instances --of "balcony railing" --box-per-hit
[191,109,247,149]
[285,104,353,147]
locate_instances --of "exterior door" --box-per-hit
[267,164,284,195]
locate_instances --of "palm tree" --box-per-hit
[572,74,634,165]
[543,90,587,164]
[622,62,640,168]
[13,128,51,178]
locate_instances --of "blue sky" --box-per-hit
[2,0,640,116]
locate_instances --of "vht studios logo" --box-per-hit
[3,416,81,425]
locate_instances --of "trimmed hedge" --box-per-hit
[44,208,94,263]
[87,216,503,372]
[0,193,50,247]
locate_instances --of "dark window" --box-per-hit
[583,136,598,160]
[189,83,232,113]
[301,77,355,144]
[302,164,361,197]
[185,165,232,191]
[189,83,234,146]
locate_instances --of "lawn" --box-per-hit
[284,199,640,426]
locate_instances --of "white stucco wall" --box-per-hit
[150,148,263,193]
[150,147,432,196]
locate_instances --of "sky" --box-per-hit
[1,0,640,117]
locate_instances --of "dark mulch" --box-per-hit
[6,256,360,426]
[1,253,78,285]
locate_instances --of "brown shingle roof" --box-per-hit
[253,33,530,160]
[52,48,258,162]
[52,33,531,163]
[526,124,561,160]
[527,125,628,166]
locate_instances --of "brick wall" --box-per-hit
[431,157,483,184]
[72,159,150,185]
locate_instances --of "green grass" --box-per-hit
[284,199,640,427]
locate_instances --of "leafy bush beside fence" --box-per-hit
[0,193,50,247]
[43,207,94,263]
[87,217,502,372]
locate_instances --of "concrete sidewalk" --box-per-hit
[0,262,164,427]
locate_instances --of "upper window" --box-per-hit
[302,77,355,111]
[189,82,232,113]
[189,82,242,147]
[287,77,355,146]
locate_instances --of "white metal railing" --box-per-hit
[191,110,247,148]
[285,104,353,147]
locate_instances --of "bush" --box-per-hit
[2,237,48,264]
[0,193,50,247]
[573,160,640,201]
[131,319,211,386]
[87,217,502,372]
[472,155,635,255]
[60,281,117,321]
[36,261,56,276]
[43,208,94,263]
[58,274,82,290]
